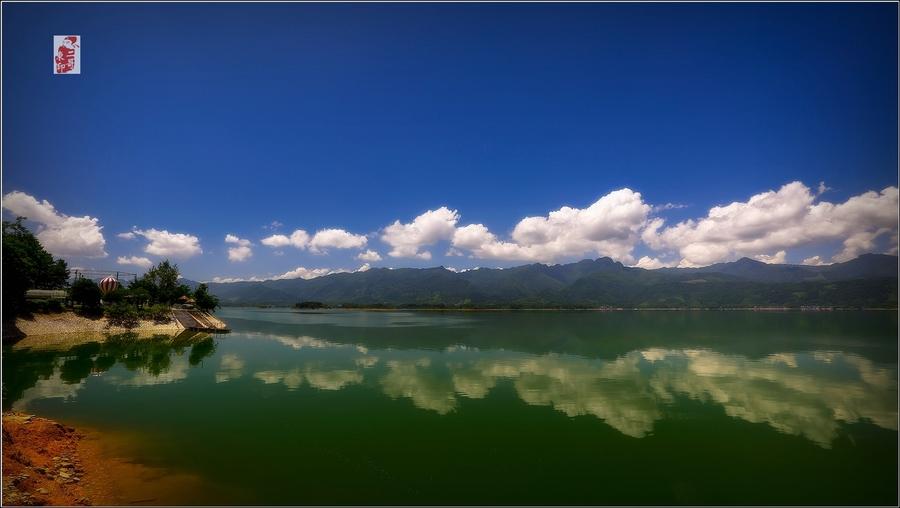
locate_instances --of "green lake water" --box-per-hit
[3,309,897,505]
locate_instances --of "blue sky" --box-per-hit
[2,2,898,281]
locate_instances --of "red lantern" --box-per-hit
[99,276,119,296]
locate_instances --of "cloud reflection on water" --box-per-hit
[8,330,896,448]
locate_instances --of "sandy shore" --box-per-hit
[13,312,183,338]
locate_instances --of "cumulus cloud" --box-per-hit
[801,255,830,266]
[309,228,367,253]
[642,182,899,267]
[382,207,459,259]
[260,234,290,247]
[2,191,107,258]
[117,232,136,240]
[357,249,383,262]
[261,228,366,253]
[132,228,202,258]
[275,266,347,280]
[451,189,651,264]
[116,255,153,269]
[209,262,375,283]
[633,256,678,269]
[753,250,787,264]
[261,229,309,249]
[225,234,253,262]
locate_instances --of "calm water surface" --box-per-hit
[3,309,897,504]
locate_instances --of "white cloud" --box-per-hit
[227,245,252,262]
[117,232,136,240]
[652,202,687,212]
[801,255,830,266]
[753,250,787,264]
[132,228,202,258]
[309,228,367,253]
[357,249,382,262]
[633,256,677,269]
[116,255,153,269]
[261,229,310,249]
[225,234,253,262]
[262,228,366,253]
[2,191,107,258]
[451,189,651,264]
[209,263,375,283]
[275,266,346,280]
[642,182,899,267]
[260,234,291,247]
[209,275,266,283]
[382,207,459,259]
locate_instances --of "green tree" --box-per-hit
[129,287,151,308]
[70,278,102,312]
[2,218,69,318]
[193,284,220,312]
[133,260,191,305]
[103,287,129,304]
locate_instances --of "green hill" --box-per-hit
[204,254,898,309]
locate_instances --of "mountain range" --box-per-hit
[195,253,898,309]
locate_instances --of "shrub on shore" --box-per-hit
[71,278,102,313]
[142,304,172,324]
[104,302,140,329]
[25,299,65,314]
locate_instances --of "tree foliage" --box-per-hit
[104,302,140,329]
[193,284,219,312]
[70,278,102,312]
[2,218,69,318]
[129,260,191,305]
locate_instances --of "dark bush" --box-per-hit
[142,304,172,324]
[103,288,127,304]
[105,302,140,329]
[26,300,48,314]
[130,288,151,308]
[71,278,102,311]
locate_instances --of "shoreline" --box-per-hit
[236,306,899,312]
[6,312,183,342]
[2,412,210,506]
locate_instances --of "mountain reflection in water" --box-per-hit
[4,329,895,449]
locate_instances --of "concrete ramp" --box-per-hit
[173,309,229,332]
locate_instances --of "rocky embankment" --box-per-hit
[10,312,183,340]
